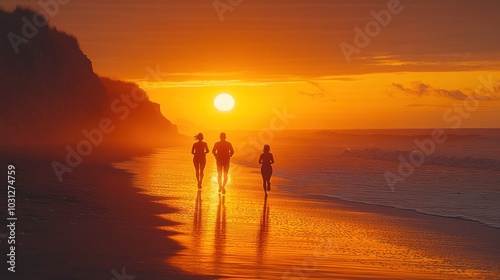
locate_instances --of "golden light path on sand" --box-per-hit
[114,147,494,279]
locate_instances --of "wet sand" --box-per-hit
[0,147,215,280]
[115,146,500,280]
[2,145,499,279]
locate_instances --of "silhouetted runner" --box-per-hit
[259,144,274,198]
[191,133,209,189]
[212,132,234,194]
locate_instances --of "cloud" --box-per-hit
[390,81,500,101]
[406,103,429,107]
[405,103,485,108]
[298,81,335,101]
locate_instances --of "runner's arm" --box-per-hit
[229,143,235,157]
[212,143,218,157]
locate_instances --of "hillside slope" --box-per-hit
[0,7,180,147]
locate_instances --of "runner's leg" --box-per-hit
[199,157,206,186]
[216,160,223,191]
[222,161,230,188]
[193,158,200,183]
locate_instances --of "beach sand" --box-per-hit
[2,145,499,279]
[115,146,500,280]
[0,147,215,280]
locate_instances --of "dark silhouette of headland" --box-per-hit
[0,7,181,148]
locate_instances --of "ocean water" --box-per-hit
[233,129,500,229]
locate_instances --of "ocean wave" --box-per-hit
[277,185,500,229]
[324,193,500,229]
[342,147,500,171]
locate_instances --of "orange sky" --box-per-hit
[5,0,500,132]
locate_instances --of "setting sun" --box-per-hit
[214,93,235,111]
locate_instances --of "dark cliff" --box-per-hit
[0,7,180,147]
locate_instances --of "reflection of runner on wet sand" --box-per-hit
[214,194,226,273]
[212,132,234,194]
[257,198,270,269]
[193,190,203,254]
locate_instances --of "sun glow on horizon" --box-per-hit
[214,93,235,112]
[144,71,500,133]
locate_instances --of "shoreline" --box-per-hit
[283,190,500,267]
[272,173,500,276]
[291,190,500,230]
[117,147,500,279]
[2,144,499,279]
